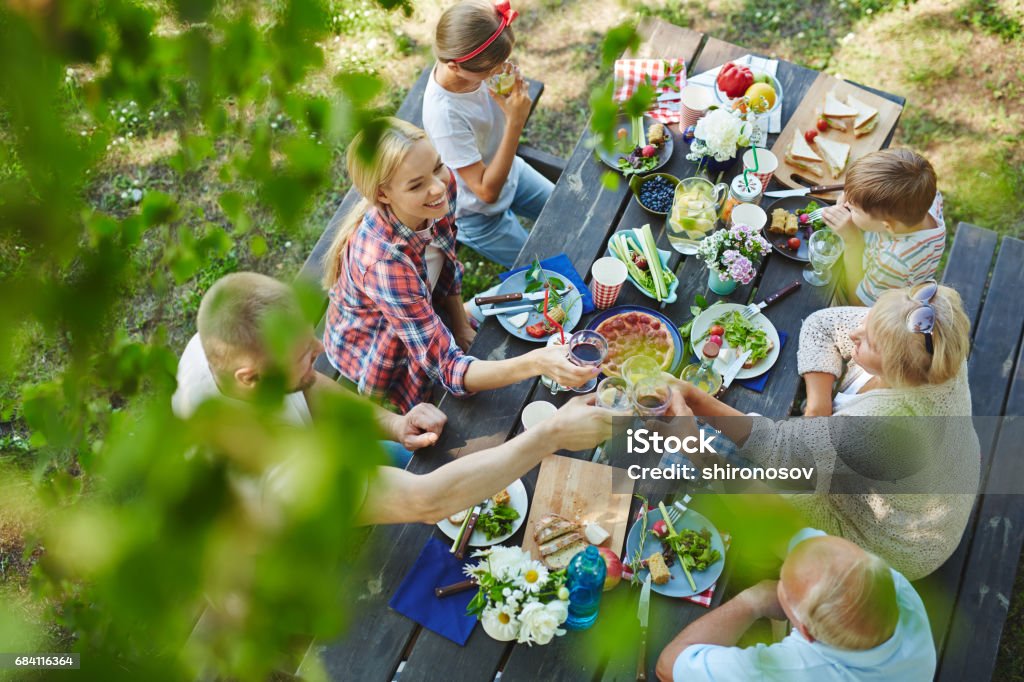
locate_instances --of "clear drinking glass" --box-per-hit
[541,334,570,394]
[596,377,632,410]
[630,376,673,416]
[803,229,845,286]
[485,62,518,96]
[568,330,608,393]
[621,355,662,387]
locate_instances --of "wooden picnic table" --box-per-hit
[305,18,907,682]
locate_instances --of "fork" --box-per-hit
[663,494,693,527]
[805,207,825,223]
[742,281,801,319]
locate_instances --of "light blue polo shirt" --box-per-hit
[672,528,937,682]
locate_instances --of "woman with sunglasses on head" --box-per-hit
[671,281,979,580]
[421,0,552,269]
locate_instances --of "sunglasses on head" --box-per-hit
[906,280,938,355]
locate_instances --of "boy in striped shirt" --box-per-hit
[823,149,945,306]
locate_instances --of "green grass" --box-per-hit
[956,0,1024,41]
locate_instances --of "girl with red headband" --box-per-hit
[422,0,552,270]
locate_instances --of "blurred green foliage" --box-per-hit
[0,0,640,678]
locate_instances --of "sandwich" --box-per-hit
[814,136,851,179]
[785,129,824,178]
[533,513,588,569]
[820,89,858,131]
[846,94,879,137]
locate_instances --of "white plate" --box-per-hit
[436,479,529,547]
[689,303,780,379]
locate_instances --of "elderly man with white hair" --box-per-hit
[656,528,935,681]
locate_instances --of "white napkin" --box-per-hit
[686,55,782,134]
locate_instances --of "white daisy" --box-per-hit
[515,560,549,593]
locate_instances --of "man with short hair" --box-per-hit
[172,272,614,526]
[656,529,936,682]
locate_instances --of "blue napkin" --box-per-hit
[389,537,478,645]
[499,253,595,314]
[736,331,788,392]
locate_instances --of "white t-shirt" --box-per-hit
[171,333,312,425]
[832,368,874,412]
[422,65,523,218]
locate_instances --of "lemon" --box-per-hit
[744,82,777,113]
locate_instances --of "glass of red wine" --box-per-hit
[567,330,608,393]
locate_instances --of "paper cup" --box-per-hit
[731,203,768,231]
[521,400,557,430]
[742,148,779,190]
[680,87,713,131]
[590,257,628,309]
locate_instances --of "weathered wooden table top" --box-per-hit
[309,18,906,682]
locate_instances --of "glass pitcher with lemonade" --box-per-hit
[668,176,728,255]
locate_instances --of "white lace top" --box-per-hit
[740,307,980,580]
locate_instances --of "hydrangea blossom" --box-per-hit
[696,224,772,285]
[685,108,755,162]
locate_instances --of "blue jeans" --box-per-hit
[381,441,413,469]
[456,162,554,268]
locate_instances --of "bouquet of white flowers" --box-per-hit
[685,107,759,164]
[696,223,772,285]
[465,546,570,645]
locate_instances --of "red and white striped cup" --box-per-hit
[742,148,779,190]
[590,257,628,309]
[679,87,713,131]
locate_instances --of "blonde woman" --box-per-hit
[675,282,979,580]
[422,0,551,268]
[322,118,596,413]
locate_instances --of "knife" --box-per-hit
[764,183,844,198]
[723,350,751,388]
[636,575,652,682]
[452,505,481,559]
[480,302,536,317]
[475,290,549,306]
[746,281,801,317]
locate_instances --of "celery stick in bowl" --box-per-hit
[606,229,678,303]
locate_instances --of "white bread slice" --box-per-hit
[785,130,824,177]
[814,136,851,179]
[448,509,469,525]
[539,531,584,558]
[824,90,857,118]
[534,513,579,545]
[543,538,589,570]
[846,94,879,137]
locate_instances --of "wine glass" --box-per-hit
[803,228,845,287]
[630,376,673,417]
[567,330,608,393]
[541,334,570,394]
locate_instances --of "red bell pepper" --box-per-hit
[716,62,754,99]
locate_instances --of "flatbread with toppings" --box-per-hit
[596,311,675,377]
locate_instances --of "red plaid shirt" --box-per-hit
[323,171,474,413]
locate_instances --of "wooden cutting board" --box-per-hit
[770,71,903,190]
[521,455,635,560]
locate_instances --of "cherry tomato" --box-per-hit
[709,324,725,337]
[651,520,669,538]
[787,237,802,250]
[816,118,828,132]
[709,334,723,346]
[803,129,818,144]
[526,322,548,338]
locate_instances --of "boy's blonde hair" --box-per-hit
[868,283,970,388]
[844,149,937,227]
[322,118,429,289]
[435,0,515,73]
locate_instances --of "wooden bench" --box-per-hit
[296,65,563,379]
[914,223,1024,681]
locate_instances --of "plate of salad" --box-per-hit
[689,304,781,379]
[492,262,584,343]
[624,503,725,598]
[596,115,674,177]
[606,226,678,303]
[437,479,528,547]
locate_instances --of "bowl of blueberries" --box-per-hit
[629,172,679,216]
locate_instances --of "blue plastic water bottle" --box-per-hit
[565,545,606,630]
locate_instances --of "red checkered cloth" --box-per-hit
[621,505,731,608]
[613,59,687,125]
